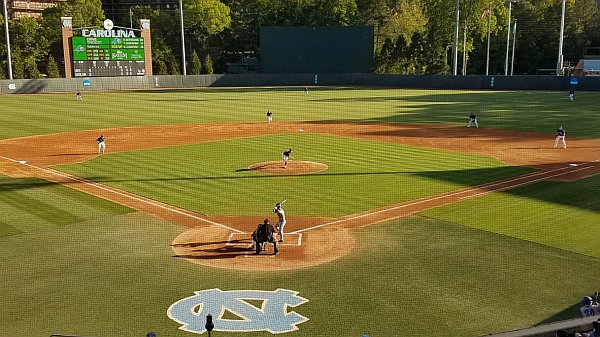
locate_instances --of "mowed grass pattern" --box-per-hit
[0,173,132,238]
[422,174,600,259]
[54,134,530,217]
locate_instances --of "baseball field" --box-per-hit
[1,87,600,337]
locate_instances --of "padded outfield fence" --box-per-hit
[0,73,599,94]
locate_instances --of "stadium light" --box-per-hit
[556,0,566,75]
[452,0,460,76]
[485,3,492,76]
[504,0,522,76]
[179,0,187,75]
[2,0,12,80]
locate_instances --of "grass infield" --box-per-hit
[54,134,530,217]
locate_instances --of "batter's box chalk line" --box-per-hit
[227,232,303,246]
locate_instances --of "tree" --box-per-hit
[40,0,105,76]
[9,17,48,78]
[191,50,202,74]
[203,54,214,74]
[46,55,61,78]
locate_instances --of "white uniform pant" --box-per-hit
[277,220,286,241]
[98,142,106,153]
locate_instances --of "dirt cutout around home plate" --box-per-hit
[1,122,600,271]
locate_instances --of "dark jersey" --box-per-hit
[267,111,272,117]
[469,114,476,120]
[283,150,292,157]
[556,129,565,136]
[97,136,105,143]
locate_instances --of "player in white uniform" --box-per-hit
[96,135,106,154]
[581,296,600,317]
[554,126,566,148]
[273,203,286,242]
[266,111,273,123]
[468,113,478,128]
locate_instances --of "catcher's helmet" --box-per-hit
[583,296,593,305]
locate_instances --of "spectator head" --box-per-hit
[593,320,600,332]
[555,329,568,337]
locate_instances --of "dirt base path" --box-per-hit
[1,122,600,270]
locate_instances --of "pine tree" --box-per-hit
[46,55,60,78]
[203,54,214,74]
[191,50,201,75]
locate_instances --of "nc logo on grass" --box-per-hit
[167,288,309,334]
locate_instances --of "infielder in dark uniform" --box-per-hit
[266,111,273,123]
[468,113,478,128]
[282,148,293,168]
[96,135,106,154]
[554,126,566,148]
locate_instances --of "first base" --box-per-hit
[18,160,26,164]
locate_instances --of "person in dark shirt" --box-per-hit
[96,135,106,154]
[468,113,478,128]
[554,126,566,148]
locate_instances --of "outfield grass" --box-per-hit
[54,134,530,217]
[1,88,598,140]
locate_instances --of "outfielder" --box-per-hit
[554,126,566,148]
[266,111,273,123]
[273,202,286,242]
[282,148,293,168]
[96,134,106,154]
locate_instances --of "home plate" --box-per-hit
[18,160,26,164]
[569,163,578,167]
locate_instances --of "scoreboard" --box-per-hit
[72,36,146,77]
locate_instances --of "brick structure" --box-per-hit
[140,19,153,76]
[60,17,73,79]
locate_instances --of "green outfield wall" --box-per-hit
[0,73,598,94]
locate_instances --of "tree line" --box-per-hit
[0,0,598,78]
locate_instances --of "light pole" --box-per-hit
[556,0,566,75]
[510,19,517,75]
[485,3,492,76]
[179,0,187,75]
[452,0,460,76]
[2,0,12,79]
[504,0,514,76]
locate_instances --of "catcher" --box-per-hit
[249,219,279,255]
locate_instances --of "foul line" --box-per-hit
[0,156,243,233]
[292,161,598,234]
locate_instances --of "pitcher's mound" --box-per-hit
[249,161,328,175]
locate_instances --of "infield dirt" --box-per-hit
[1,122,600,270]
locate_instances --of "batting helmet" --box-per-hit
[583,296,593,306]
